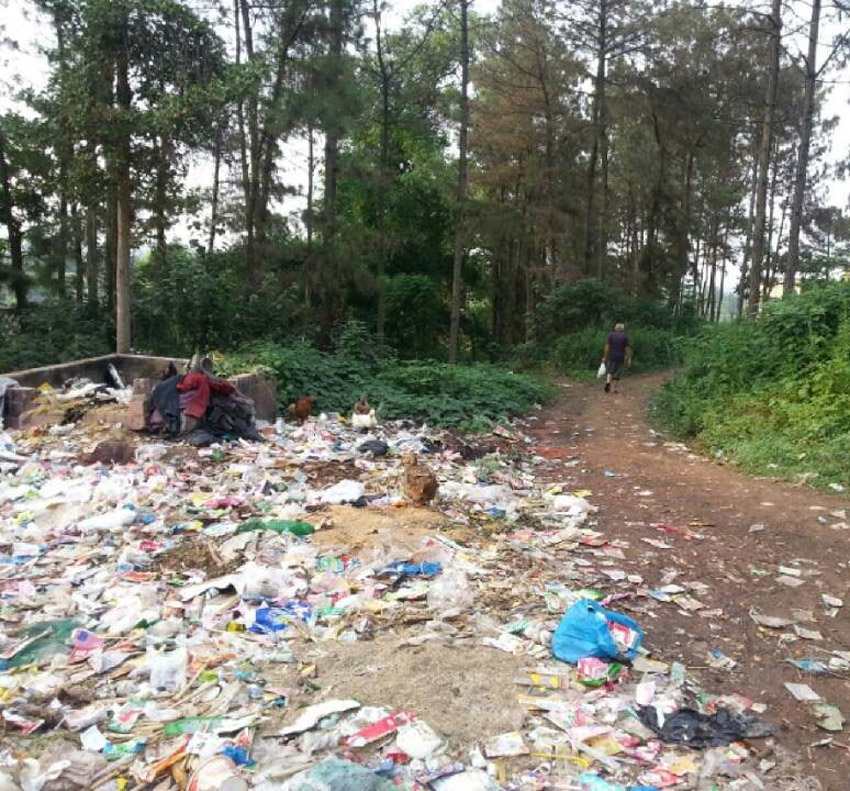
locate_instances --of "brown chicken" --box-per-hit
[287,395,316,424]
[83,439,135,466]
[401,453,439,506]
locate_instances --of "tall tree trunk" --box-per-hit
[306,125,314,248]
[86,203,98,308]
[747,0,781,316]
[596,97,609,279]
[115,45,132,354]
[105,177,117,317]
[73,205,84,303]
[374,0,390,341]
[319,0,345,346]
[707,216,719,320]
[448,0,470,363]
[671,152,695,308]
[584,0,607,276]
[784,0,820,295]
[304,124,314,308]
[104,57,117,320]
[57,179,69,296]
[208,124,223,256]
[0,127,26,310]
[762,143,780,301]
[255,8,308,271]
[716,227,729,322]
[54,6,72,297]
[153,134,169,283]
[234,0,254,280]
[736,153,758,317]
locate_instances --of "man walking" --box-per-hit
[602,323,632,393]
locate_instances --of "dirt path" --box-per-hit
[528,373,850,790]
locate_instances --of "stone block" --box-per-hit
[4,386,39,427]
[13,409,55,431]
[227,373,277,422]
[123,396,147,431]
[132,378,156,397]
[84,396,147,431]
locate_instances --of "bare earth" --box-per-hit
[527,373,850,790]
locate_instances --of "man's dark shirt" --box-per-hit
[607,330,631,362]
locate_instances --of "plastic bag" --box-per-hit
[427,570,473,612]
[597,361,607,379]
[78,505,136,532]
[147,646,187,692]
[551,599,643,664]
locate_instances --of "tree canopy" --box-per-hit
[0,0,849,362]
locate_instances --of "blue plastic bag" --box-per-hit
[552,599,644,664]
[385,561,442,577]
[577,776,658,791]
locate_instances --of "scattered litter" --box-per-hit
[638,706,773,748]
[483,731,528,757]
[750,611,796,629]
[551,599,643,663]
[794,625,824,641]
[813,702,845,732]
[786,658,828,674]
[0,382,823,791]
[785,683,821,701]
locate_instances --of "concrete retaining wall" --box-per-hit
[1,355,277,429]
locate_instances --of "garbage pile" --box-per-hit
[146,369,263,446]
[0,411,788,790]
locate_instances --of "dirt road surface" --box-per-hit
[528,373,850,791]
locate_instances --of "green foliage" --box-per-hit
[384,275,448,359]
[654,283,850,489]
[131,247,306,355]
[553,326,682,377]
[0,301,109,371]
[525,280,698,376]
[218,323,551,428]
[534,280,699,339]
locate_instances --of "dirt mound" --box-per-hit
[311,635,526,746]
[311,505,449,555]
[151,536,236,576]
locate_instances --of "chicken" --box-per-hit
[351,397,376,430]
[287,395,316,424]
[83,439,135,466]
[401,453,438,506]
[351,409,376,430]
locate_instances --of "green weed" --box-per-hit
[655,283,850,490]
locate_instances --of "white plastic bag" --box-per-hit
[427,569,473,612]
[147,646,188,692]
[597,361,607,379]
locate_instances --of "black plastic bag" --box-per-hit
[637,706,773,748]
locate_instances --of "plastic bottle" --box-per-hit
[236,519,314,536]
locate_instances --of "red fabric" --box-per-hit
[176,372,236,419]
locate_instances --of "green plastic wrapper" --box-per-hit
[236,518,315,536]
[2,618,81,670]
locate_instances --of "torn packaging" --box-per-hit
[637,706,773,748]
[147,373,259,439]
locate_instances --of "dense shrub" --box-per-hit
[0,302,110,372]
[553,326,682,375]
[654,283,850,489]
[528,280,698,376]
[219,323,551,428]
[534,279,700,339]
[132,247,307,354]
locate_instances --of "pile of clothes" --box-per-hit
[146,367,263,445]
